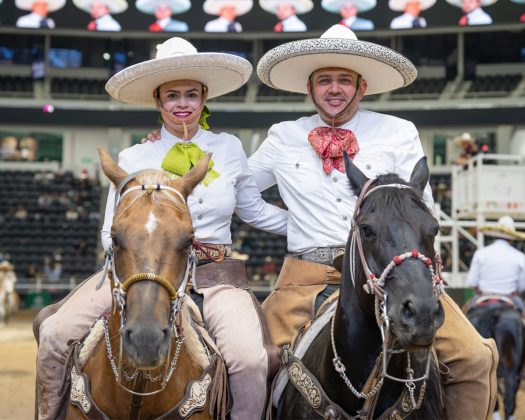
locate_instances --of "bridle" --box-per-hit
[331,178,446,410]
[98,170,197,396]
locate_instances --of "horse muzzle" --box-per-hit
[123,324,172,369]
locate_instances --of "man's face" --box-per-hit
[32,0,49,16]
[405,1,421,16]
[219,5,237,21]
[90,0,110,18]
[340,3,357,19]
[154,3,173,19]
[462,0,481,13]
[307,67,367,124]
[276,3,296,21]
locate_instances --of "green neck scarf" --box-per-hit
[161,142,219,186]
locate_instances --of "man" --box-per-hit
[15,0,65,29]
[467,215,525,312]
[135,0,190,32]
[259,0,312,32]
[389,0,435,29]
[510,0,525,22]
[73,0,127,31]
[203,0,253,33]
[446,0,497,26]
[321,0,376,31]
[252,24,498,420]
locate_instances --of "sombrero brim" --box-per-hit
[480,226,525,240]
[453,137,475,145]
[203,0,253,16]
[321,0,377,13]
[257,38,417,95]
[389,0,436,11]
[135,0,190,14]
[446,0,496,6]
[106,53,252,105]
[15,0,66,12]
[260,0,313,14]
[73,0,128,13]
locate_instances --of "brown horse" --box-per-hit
[65,147,228,419]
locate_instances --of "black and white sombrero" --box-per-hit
[105,37,252,105]
[257,24,417,95]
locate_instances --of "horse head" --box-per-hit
[344,154,445,349]
[98,147,210,370]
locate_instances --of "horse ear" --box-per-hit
[344,151,369,197]
[180,153,212,197]
[98,146,128,187]
[409,157,430,194]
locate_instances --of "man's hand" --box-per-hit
[141,128,162,144]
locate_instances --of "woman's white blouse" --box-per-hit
[101,127,288,252]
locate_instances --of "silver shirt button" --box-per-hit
[332,177,338,183]
[197,215,203,220]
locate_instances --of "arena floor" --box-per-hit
[1,310,525,419]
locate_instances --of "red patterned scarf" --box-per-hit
[308,127,359,174]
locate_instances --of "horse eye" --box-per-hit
[111,235,120,248]
[360,224,374,237]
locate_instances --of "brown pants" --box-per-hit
[37,262,270,420]
[262,258,498,420]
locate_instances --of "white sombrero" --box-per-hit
[259,0,313,14]
[106,37,252,105]
[203,0,253,16]
[452,132,476,145]
[480,216,525,240]
[73,0,128,13]
[257,24,417,95]
[0,261,14,271]
[321,0,376,13]
[446,0,497,7]
[389,0,436,11]
[135,0,190,14]
[15,0,66,12]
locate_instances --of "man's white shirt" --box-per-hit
[94,14,121,31]
[465,8,492,25]
[16,12,55,28]
[248,110,434,253]
[280,14,307,32]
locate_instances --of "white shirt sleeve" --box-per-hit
[518,254,525,292]
[248,129,279,192]
[467,251,481,288]
[235,146,288,236]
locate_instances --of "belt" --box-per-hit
[194,244,232,264]
[292,246,345,266]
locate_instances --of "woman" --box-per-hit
[36,37,288,420]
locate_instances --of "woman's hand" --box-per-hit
[141,128,162,143]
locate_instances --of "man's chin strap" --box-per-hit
[154,85,208,140]
[309,76,361,128]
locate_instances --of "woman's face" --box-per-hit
[158,80,205,120]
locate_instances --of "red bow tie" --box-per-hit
[308,127,359,175]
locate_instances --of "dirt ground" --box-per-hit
[2,310,525,420]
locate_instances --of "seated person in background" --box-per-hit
[43,254,62,283]
[467,215,525,313]
[452,132,479,166]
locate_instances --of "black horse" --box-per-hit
[276,156,446,419]
[468,300,523,420]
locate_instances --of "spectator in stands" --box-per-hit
[446,0,496,26]
[467,215,525,312]
[43,254,62,282]
[25,263,40,280]
[251,24,497,419]
[321,0,376,31]
[452,132,479,166]
[14,206,28,220]
[15,0,65,29]
[259,0,313,32]
[203,0,252,32]
[36,37,288,420]
[65,206,79,221]
[389,0,436,29]
[73,0,127,31]
[135,0,190,32]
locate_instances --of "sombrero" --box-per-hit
[135,0,190,14]
[389,0,436,11]
[259,0,313,14]
[106,37,252,105]
[446,0,497,7]
[452,132,476,145]
[0,261,14,271]
[480,216,525,240]
[203,0,253,16]
[73,0,128,13]
[257,24,417,95]
[321,0,376,13]
[15,0,66,12]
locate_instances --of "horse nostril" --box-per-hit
[162,328,170,340]
[402,301,416,320]
[124,328,133,344]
